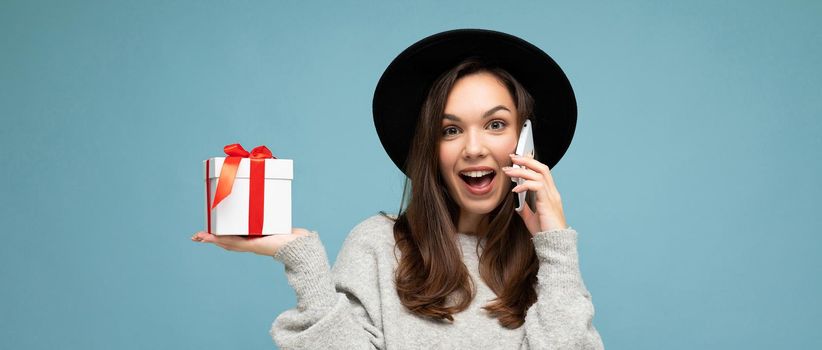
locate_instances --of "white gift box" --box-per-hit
[204,157,293,235]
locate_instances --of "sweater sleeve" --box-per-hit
[269,226,385,349]
[521,227,605,350]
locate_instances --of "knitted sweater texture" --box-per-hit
[270,215,604,349]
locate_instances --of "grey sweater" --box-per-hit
[270,215,604,349]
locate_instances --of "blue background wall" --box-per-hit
[1,1,820,348]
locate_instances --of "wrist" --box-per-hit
[540,218,568,232]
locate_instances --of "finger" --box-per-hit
[501,166,543,182]
[517,202,540,235]
[516,199,533,219]
[525,202,535,219]
[212,235,255,252]
[192,231,215,243]
[199,233,219,243]
[199,233,238,247]
[510,154,552,177]
[510,154,558,189]
[191,231,205,242]
[511,179,547,194]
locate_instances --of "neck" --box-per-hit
[457,210,489,236]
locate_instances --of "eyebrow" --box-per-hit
[443,105,511,122]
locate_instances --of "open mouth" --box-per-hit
[459,170,496,194]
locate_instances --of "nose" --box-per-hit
[462,129,488,160]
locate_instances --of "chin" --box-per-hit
[454,188,506,216]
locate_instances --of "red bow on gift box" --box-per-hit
[207,143,276,235]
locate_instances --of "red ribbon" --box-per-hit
[209,143,276,235]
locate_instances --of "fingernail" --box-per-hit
[501,166,511,171]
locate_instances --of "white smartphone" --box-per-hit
[512,120,534,212]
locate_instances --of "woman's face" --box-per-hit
[439,72,519,218]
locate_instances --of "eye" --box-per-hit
[487,120,506,130]
[442,126,461,137]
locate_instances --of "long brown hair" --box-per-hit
[380,57,538,328]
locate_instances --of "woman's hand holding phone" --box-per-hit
[191,228,312,257]
[502,154,568,236]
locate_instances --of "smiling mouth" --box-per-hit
[459,170,496,189]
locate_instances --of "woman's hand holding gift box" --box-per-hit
[195,144,307,256]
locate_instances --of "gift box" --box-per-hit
[204,144,292,235]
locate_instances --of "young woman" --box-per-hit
[192,29,604,349]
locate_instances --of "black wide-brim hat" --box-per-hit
[373,29,577,175]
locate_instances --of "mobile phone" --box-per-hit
[512,119,534,212]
